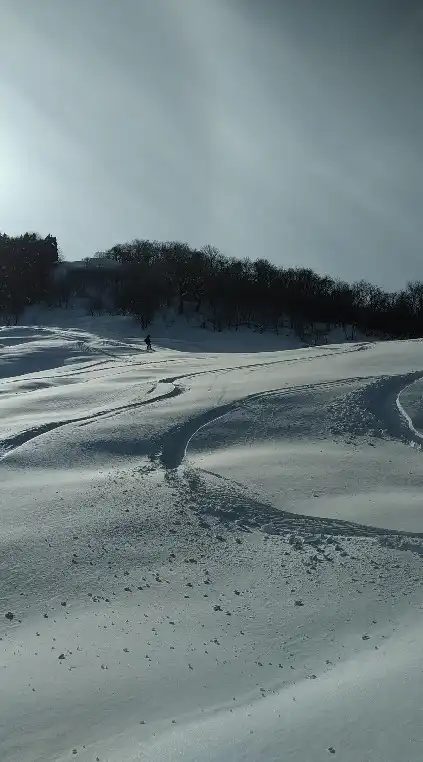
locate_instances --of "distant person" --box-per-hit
[144,334,152,352]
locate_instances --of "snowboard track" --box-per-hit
[2,342,423,547]
[0,340,371,460]
[0,381,184,461]
[158,371,423,470]
[158,371,423,549]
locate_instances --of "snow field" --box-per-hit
[0,317,422,761]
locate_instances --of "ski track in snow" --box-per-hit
[396,378,423,445]
[0,340,367,461]
[0,380,184,460]
[0,324,423,762]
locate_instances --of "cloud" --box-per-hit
[1,0,422,287]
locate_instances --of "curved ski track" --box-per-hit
[2,341,423,549]
[0,381,184,460]
[0,341,368,460]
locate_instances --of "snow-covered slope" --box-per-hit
[0,321,422,761]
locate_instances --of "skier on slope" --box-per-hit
[144,334,152,352]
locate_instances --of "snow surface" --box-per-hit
[0,312,422,761]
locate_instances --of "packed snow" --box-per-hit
[0,312,422,761]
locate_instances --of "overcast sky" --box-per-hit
[1,0,422,288]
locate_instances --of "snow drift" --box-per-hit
[0,316,422,761]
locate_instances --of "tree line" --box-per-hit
[1,231,423,342]
[0,232,59,324]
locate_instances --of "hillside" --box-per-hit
[2,232,423,342]
[0,320,422,761]
[8,300,372,353]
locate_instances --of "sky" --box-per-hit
[1,0,422,289]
